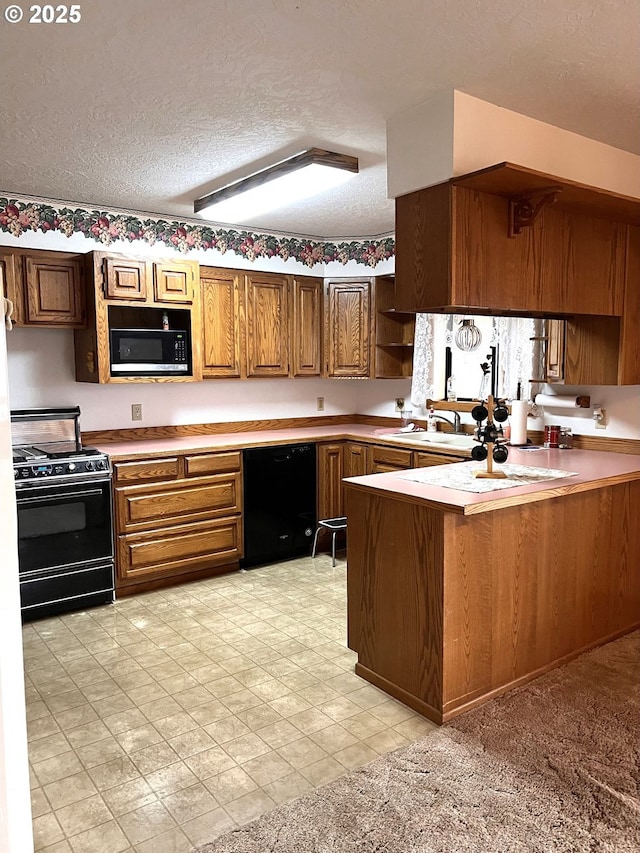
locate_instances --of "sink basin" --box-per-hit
[387,432,476,450]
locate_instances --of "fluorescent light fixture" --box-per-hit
[194,148,359,222]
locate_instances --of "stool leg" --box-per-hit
[331,532,336,567]
[311,526,321,559]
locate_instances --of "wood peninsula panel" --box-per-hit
[346,488,444,719]
[443,481,640,715]
[345,476,640,724]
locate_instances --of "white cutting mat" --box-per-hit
[403,461,578,493]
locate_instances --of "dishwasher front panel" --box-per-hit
[242,443,316,568]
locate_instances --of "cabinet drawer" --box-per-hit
[117,517,242,583]
[116,473,241,533]
[184,451,241,478]
[367,445,414,472]
[114,457,179,484]
[414,451,466,468]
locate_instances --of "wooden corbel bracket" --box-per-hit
[508,187,562,237]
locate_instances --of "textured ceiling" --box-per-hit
[1,0,638,238]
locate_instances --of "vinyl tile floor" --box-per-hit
[23,554,438,852]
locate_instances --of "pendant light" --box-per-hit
[455,318,482,352]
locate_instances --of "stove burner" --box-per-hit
[12,445,111,483]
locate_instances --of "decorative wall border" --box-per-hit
[0,196,395,268]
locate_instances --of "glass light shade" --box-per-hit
[197,163,355,223]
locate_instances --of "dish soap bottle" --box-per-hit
[427,407,438,433]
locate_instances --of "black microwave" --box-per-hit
[109,328,191,376]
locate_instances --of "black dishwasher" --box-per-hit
[242,443,316,568]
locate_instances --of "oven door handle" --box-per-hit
[16,487,107,503]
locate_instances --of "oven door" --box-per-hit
[16,477,113,577]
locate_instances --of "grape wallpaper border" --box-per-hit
[0,196,395,268]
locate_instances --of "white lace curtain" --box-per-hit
[410,314,544,411]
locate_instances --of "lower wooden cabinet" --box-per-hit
[317,443,344,520]
[117,517,242,584]
[113,450,242,594]
[366,444,414,473]
[414,450,467,467]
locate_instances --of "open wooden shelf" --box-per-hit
[374,276,415,378]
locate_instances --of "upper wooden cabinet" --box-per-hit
[100,253,197,305]
[155,260,196,304]
[74,251,202,383]
[104,256,148,301]
[245,273,290,377]
[395,163,633,317]
[200,266,244,379]
[1,248,85,328]
[200,268,323,380]
[291,276,322,376]
[325,279,372,377]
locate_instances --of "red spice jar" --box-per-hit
[544,424,561,448]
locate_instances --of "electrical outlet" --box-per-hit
[594,407,607,429]
[395,397,405,412]
[131,403,142,421]
[317,397,325,411]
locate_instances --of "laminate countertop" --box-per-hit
[92,423,474,461]
[344,447,640,515]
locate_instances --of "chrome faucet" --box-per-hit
[432,412,462,433]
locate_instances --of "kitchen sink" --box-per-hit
[387,432,476,450]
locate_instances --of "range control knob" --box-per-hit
[67,462,76,472]
[14,468,19,480]
[96,459,106,470]
[85,461,95,471]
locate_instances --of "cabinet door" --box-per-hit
[117,517,242,584]
[291,276,322,376]
[104,256,148,300]
[116,473,241,534]
[317,443,344,520]
[154,260,196,304]
[0,251,22,324]
[23,253,85,326]
[325,280,371,377]
[366,444,414,473]
[201,267,244,378]
[245,273,289,377]
[414,451,466,467]
[344,442,368,478]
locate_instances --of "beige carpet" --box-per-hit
[194,633,640,853]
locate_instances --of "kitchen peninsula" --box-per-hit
[344,448,640,724]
